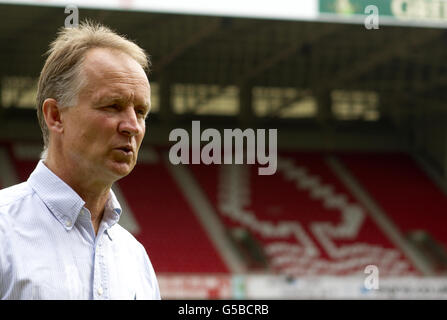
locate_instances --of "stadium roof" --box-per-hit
[1,2,444,88]
[0,1,446,154]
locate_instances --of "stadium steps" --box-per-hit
[338,152,447,275]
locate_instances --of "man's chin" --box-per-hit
[106,160,134,179]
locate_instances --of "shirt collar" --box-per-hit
[104,189,122,240]
[28,160,122,234]
[28,161,85,230]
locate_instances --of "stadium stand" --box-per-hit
[339,153,447,246]
[2,143,447,276]
[2,141,447,299]
[189,152,419,277]
[339,153,447,274]
[3,143,447,277]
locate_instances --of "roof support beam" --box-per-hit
[319,29,442,91]
[153,18,222,74]
[158,73,174,122]
[238,25,345,84]
[238,82,254,125]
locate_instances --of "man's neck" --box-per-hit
[79,189,110,235]
[44,154,113,235]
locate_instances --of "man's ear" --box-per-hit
[42,98,64,134]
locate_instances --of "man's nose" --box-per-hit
[118,107,141,137]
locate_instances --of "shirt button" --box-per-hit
[65,220,72,228]
[97,287,103,296]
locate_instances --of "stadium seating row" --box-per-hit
[1,142,446,276]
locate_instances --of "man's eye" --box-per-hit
[136,108,147,117]
[103,104,119,110]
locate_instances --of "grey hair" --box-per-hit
[36,20,150,159]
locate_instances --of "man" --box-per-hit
[0,21,160,299]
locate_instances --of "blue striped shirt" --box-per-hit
[0,161,160,300]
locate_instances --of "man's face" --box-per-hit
[60,47,150,182]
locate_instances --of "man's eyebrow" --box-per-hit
[94,96,123,105]
[94,95,150,109]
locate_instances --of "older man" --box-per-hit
[0,21,160,299]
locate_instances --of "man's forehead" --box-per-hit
[80,48,150,105]
[82,48,149,84]
[84,47,141,68]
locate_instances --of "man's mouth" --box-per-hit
[115,146,133,154]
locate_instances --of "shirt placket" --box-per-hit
[93,234,108,300]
